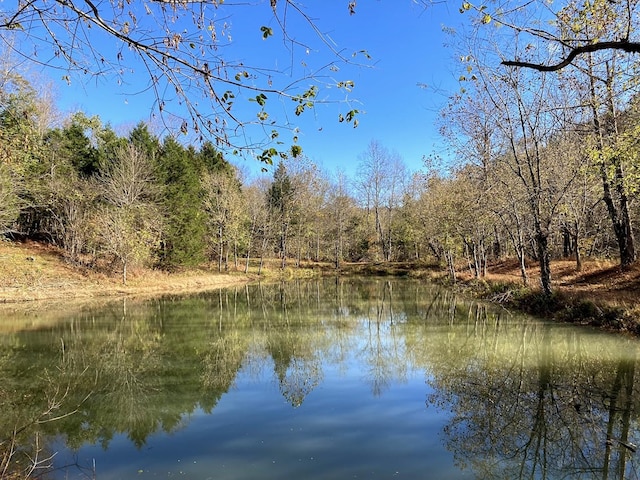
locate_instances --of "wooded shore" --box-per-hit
[1,240,639,335]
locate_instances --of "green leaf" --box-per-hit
[258,147,278,164]
[260,26,274,39]
[291,145,302,157]
[337,80,355,91]
[345,109,359,122]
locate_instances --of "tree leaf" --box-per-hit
[260,26,273,39]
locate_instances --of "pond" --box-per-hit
[0,277,639,479]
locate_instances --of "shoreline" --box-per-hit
[1,240,639,334]
[0,240,258,308]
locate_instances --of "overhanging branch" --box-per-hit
[502,40,640,71]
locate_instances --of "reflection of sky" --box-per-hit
[53,339,465,479]
[40,279,640,480]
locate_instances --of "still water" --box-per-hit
[1,277,639,479]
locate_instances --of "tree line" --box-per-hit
[443,0,640,295]
[1,70,640,291]
[4,1,640,296]
[0,73,414,283]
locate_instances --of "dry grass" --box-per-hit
[2,240,639,330]
[455,257,640,306]
[0,240,255,304]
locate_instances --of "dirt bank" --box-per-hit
[0,240,255,305]
[1,240,639,333]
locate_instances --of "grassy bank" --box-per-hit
[447,259,640,335]
[0,240,257,304]
[1,240,639,334]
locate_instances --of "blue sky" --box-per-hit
[51,1,464,178]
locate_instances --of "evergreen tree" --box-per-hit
[96,124,127,173]
[156,136,207,267]
[129,122,160,162]
[268,162,296,268]
[198,141,233,175]
[46,113,100,177]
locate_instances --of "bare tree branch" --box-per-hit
[0,0,363,157]
[503,40,640,71]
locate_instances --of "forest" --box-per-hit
[1,0,640,300]
[1,56,640,296]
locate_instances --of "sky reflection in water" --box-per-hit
[1,278,638,479]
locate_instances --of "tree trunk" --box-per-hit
[472,241,481,278]
[601,161,636,267]
[536,231,552,297]
[445,249,456,282]
[518,242,529,287]
[572,232,582,272]
[218,225,224,273]
[280,221,289,269]
[562,227,571,258]
[245,241,251,274]
[493,225,501,259]
[464,240,474,276]
[234,240,238,269]
[588,60,636,268]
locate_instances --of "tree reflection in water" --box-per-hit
[423,303,640,479]
[0,278,638,479]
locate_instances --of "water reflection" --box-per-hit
[424,312,640,479]
[0,278,638,479]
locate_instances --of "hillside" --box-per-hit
[0,240,254,304]
[453,257,640,333]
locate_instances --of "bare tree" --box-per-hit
[202,168,244,272]
[242,183,269,274]
[456,0,640,272]
[285,157,328,265]
[95,144,161,284]
[356,140,406,261]
[326,169,356,268]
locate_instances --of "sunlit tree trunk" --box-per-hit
[586,53,636,267]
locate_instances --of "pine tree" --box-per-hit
[129,122,160,162]
[198,141,233,174]
[156,136,207,267]
[268,162,296,268]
